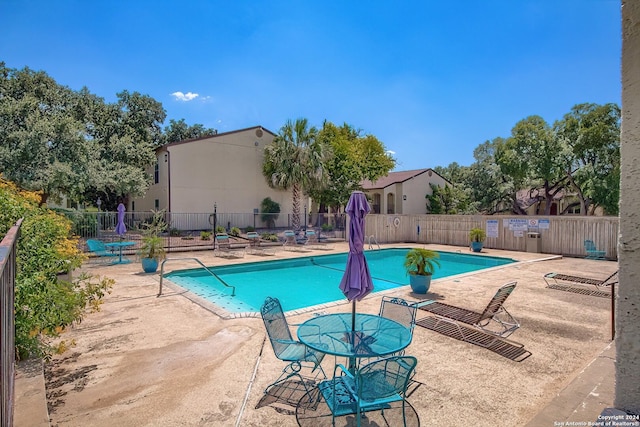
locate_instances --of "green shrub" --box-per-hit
[246,226,255,232]
[321,223,334,232]
[169,228,181,237]
[260,197,280,228]
[215,225,226,234]
[1,178,113,360]
[262,233,279,242]
[200,231,211,240]
[230,227,241,237]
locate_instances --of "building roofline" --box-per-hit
[159,125,276,150]
[362,168,449,190]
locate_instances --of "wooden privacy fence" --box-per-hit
[364,214,619,260]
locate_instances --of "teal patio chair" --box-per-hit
[584,239,606,260]
[260,297,326,396]
[86,239,117,264]
[317,355,417,427]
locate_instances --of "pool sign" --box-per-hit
[507,219,528,231]
[486,220,499,238]
[538,219,550,229]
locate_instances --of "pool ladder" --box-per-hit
[368,235,380,250]
[158,257,236,297]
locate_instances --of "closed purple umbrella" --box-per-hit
[115,203,127,236]
[339,191,374,336]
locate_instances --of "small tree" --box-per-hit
[260,197,280,228]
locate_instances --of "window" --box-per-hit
[154,162,159,184]
[567,205,581,215]
[154,199,159,210]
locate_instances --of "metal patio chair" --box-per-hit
[86,239,117,264]
[316,355,418,427]
[260,297,326,396]
[584,239,607,260]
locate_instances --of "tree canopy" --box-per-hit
[0,63,214,211]
[163,118,217,144]
[309,121,395,211]
[262,118,326,230]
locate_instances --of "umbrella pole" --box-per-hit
[351,300,356,332]
[349,300,356,371]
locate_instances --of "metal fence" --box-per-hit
[57,211,347,253]
[0,218,22,427]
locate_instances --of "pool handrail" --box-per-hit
[368,235,380,250]
[158,257,236,297]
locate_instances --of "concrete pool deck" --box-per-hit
[14,243,618,426]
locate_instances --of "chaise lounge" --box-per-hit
[544,270,617,296]
[416,282,520,345]
[214,233,247,258]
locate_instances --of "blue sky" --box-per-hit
[1,1,621,170]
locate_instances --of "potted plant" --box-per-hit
[139,210,167,273]
[469,227,486,252]
[404,248,441,294]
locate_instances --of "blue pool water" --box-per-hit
[164,249,514,313]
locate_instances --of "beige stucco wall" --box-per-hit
[365,170,449,215]
[131,128,294,226]
[616,0,640,413]
[401,170,447,214]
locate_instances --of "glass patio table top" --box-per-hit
[297,313,412,359]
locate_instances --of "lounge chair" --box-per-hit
[245,231,277,255]
[544,270,617,290]
[260,297,326,396]
[584,239,606,260]
[282,230,307,251]
[214,233,247,258]
[417,282,519,345]
[86,239,117,264]
[303,229,332,250]
[314,356,417,427]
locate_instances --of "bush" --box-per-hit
[262,233,279,242]
[200,231,211,240]
[1,178,113,360]
[246,226,255,232]
[229,227,241,237]
[215,225,226,234]
[321,223,334,232]
[260,197,280,228]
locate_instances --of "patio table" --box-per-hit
[105,241,135,264]
[296,313,416,427]
[297,313,412,370]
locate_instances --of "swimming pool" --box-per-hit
[163,249,515,314]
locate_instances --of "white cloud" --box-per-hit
[171,91,199,101]
[386,150,396,155]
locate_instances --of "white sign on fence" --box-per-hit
[486,219,499,238]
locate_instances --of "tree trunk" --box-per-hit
[291,183,301,230]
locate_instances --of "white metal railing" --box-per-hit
[368,235,380,250]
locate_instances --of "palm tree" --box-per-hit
[263,118,326,230]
